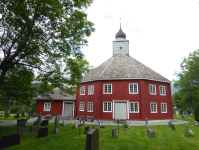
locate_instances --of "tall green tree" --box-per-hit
[0,0,95,89]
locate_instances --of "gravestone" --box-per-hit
[83,118,85,126]
[0,133,20,150]
[85,127,89,134]
[86,129,99,150]
[145,118,148,129]
[34,121,39,126]
[38,127,48,138]
[0,129,1,137]
[74,122,79,129]
[185,125,189,137]
[98,119,101,128]
[112,128,116,138]
[38,115,42,124]
[149,129,151,137]
[41,120,49,126]
[22,112,25,117]
[17,127,24,135]
[168,122,171,128]
[195,121,199,126]
[171,124,175,130]
[45,116,52,120]
[30,125,39,133]
[121,124,124,130]
[52,116,59,134]
[63,120,68,126]
[93,124,97,129]
[147,127,150,134]
[15,114,20,119]
[17,119,27,127]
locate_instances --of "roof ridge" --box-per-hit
[98,56,115,78]
[125,55,143,78]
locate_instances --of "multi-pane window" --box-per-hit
[88,85,94,95]
[103,102,112,112]
[44,103,51,111]
[150,84,156,95]
[80,86,85,95]
[88,102,93,112]
[104,84,112,94]
[80,102,85,111]
[161,103,167,113]
[160,86,166,95]
[150,103,157,113]
[129,83,138,94]
[130,102,139,113]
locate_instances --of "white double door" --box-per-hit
[115,103,127,119]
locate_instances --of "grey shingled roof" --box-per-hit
[82,54,170,83]
[35,88,76,101]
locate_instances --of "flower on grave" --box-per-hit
[189,130,194,136]
[151,131,156,135]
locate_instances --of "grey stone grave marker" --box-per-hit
[98,119,101,128]
[185,124,189,137]
[52,116,59,134]
[74,122,79,129]
[168,122,171,128]
[41,120,49,126]
[45,116,52,120]
[147,126,150,134]
[195,121,199,126]
[149,129,151,137]
[34,121,39,126]
[30,125,39,133]
[17,127,24,135]
[63,120,68,126]
[112,128,117,138]
[145,118,148,129]
[0,133,20,150]
[85,127,89,134]
[93,124,97,129]
[171,124,175,130]
[38,127,48,138]
[38,115,42,124]
[86,129,99,150]
[121,124,124,130]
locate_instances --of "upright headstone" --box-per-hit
[38,115,42,124]
[34,121,39,126]
[83,118,85,126]
[52,116,59,134]
[45,116,52,120]
[121,124,124,130]
[98,119,101,128]
[145,118,148,129]
[171,124,175,130]
[41,120,49,126]
[195,121,199,126]
[17,119,27,127]
[112,128,116,138]
[93,124,97,129]
[0,133,20,150]
[63,120,68,126]
[85,127,89,134]
[168,122,171,128]
[17,128,24,135]
[149,129,151,137]
[86,129,99,150]
[185,125,189,137]
[30,125,39,133]
[38,127,48,138]
[74,122,79,129]
[147,127,150,134]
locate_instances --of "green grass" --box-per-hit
[0,116,28,120]
[0,117,198,150]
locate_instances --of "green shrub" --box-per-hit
[194,103,199,122]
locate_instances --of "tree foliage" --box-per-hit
[0,0,95,89]
[194,104,199,122]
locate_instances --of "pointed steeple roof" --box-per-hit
[115,23,126,39]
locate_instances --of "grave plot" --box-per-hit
[86,129,99,150]
[0,133,20,150]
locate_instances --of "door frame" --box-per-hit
[62,101,75,116]
[112,100,129,120]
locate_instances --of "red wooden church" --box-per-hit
[75,25,173,120]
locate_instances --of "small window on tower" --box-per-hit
[120,47,122,49]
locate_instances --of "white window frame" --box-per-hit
[103,84,112,94]
[161,103,167,113]
[88,85,94,95]
[80,86,85,95]
[103,102,112,112]
[150,102,157,113]
[150,84,156,95]
[87,102,93,112]
[79,102,85,111]
[130,102,139,113]
[159,86,166,95]
[44,102,51,111]
[129,83,138,94]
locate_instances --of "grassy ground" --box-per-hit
[0,117,198,150]
[0,116,28,120]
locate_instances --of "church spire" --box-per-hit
[115,23,126,39]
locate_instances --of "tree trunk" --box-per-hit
[4,104,11,118]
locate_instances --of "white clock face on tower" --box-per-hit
[113,41,129,55]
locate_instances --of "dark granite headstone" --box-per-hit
[17,119,27,127]
[15,114,20,119]
[17,127,24,135]
[86,129,99,150]
[30,125,39,133]
[41,120,49,126]
[38,127,48,138]
[85,127,89,134]
[34,121,39,126]
[112,128,116,138]
[171,124,175,130]
[0,133,20,150]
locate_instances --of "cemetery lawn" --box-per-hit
[0,116,28,120]
[0,117,199,150]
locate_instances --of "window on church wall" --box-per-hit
[44,102,51,111]
[150,84,156,95]
[103,102,112,112]
[129,83,138,94]
[88,102,93,112]
[160,86,166,95]
[150,102,157,113]
[88,85,94,95]
[80,102,84,111]
[103,84,112,94]
[130,102,139,113]
[161,103,167,113]
[80,86,85,95]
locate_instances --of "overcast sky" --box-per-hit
[81,0,199,82]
